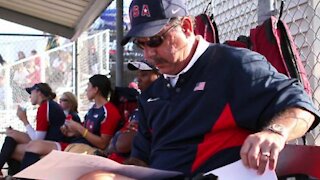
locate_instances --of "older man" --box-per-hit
[121,0,319,177]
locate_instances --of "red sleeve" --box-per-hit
[36,101,49,131]
[100,102,122,136]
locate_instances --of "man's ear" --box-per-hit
[180,17,193,35]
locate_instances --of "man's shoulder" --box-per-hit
[206,44,258,58]
[204,44,266,69]
[139,77,166,100]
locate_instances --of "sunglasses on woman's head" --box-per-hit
[60,98,68,102]
[133,24,178,50]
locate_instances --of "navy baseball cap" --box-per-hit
[26,84,41,94]
[121,0,188,45]
[26,83,51,96]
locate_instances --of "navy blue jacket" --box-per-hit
[131,44,320,175]
[41,100,66,142]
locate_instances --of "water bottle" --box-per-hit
[66,114,72,121]
[64,114,72,125]
[19,103,27,112]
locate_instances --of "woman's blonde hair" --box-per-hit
[62,91,78,113]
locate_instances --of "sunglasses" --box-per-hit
[133,24,178,49]
[59,98,69,102]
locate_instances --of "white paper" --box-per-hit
[204,160,277,180]
[14,150,182,180]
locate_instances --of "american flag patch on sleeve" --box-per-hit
[193,82,206,91]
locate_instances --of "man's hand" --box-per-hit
[241,107,316,174]
[240,130,286,174]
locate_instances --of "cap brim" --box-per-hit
[127,62,139,71]
[127,61,154,71]
[25,87,32,94]
[121,19,169,46]
[121,37,131,46]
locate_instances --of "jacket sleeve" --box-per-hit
[228,49,320,131]
[130,101,151,164]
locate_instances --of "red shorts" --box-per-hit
[58,142,70,151]
[108,153,126,164]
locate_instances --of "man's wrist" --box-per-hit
[264,124,289,140]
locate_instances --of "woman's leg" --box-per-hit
[11,144,28,162]
[6,130,30,144]
[25,140,59,155]
[7,158,21,176]
[5,144,28,176]
[0,141,28,176]
[0,129,30,168]
[0,130,29,175]
[0,137,19,169]
[20,140,59,171]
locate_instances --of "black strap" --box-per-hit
[209,14,220,43]
[277,20,302,82]
[279,0,285,21]
[204,1,212,14]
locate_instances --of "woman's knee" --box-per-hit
[25,141,57,155]
[25,141,43,153]
[6,130,30,143]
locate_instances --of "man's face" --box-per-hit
[137,70,158,91]
[134,18,191,75]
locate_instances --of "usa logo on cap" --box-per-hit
[122,0,188,45]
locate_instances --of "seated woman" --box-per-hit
[0,83,65,176]
[22,91,81,153]
[19,74,122,170]
[60,91,81,123]
[58,91,82,144]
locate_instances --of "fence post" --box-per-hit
[3,66,12,112]
[105,30,110,76]
[116,0,124,87]
[73,41,78,96]
[257,0,276,25]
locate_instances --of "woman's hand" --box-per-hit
[60,120,81,137]
[65,120,83,132]
[16,106,29,125]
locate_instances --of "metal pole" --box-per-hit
[116,0,124,86]
[73,40,78,96]
[105,30,110,76]
[258,0,275,25]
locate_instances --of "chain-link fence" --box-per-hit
[187,0,320,139]
[76,30,139,118]
[0,29,140,145]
